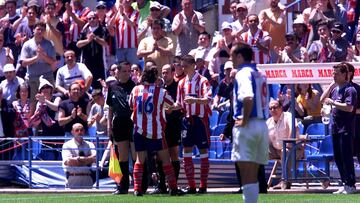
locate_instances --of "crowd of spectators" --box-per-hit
[0,0,359,192]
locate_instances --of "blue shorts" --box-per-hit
[134,132,167,152]
[181,116,210,149]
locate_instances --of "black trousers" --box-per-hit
[332,132,356,187]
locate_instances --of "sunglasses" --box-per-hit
[331,30,341,34]
[88,17,97,21]
[150,8,160,11]
[74,128,84,132]
[269,106,279,111]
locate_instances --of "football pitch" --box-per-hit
[1,193,360,203]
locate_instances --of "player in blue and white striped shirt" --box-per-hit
[231,43,269,203]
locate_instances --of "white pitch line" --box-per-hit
[0,194,109,202]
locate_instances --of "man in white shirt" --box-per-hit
[62,123,96,189]
[56,50,93,97]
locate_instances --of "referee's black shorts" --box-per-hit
[164,118,182,148]
[112,116,134,142]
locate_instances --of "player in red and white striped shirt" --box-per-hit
[240,14,271,64]
[129,67,182,196]
[173,55,212,194]
[108,0,140,65]
[63,1,90,51]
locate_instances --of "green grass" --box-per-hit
[1,194,360,203]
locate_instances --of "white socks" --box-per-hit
[242,182,259,203]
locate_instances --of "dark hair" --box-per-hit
[199,31,211,39]
[117,61,131,71]
[173,55,182,63]
[247,14,259,21]
[16,83,31,99]
[230,0,240,4]
[341,62,355,81]
[333,63,348,81]
[317,20,330,30]
[181,55,196,65]
[5,0,17,6]
[34,21,46,29]
[296,84,313,99]
[151,19,165,29]
[141,66,158,84]
[231,43,253,62]
[68,81,82,91]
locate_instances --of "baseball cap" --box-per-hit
[293,15,306,25]
[224,61,233,70]
[331,22,343,33]
[221,21,232,30]
[96,1,106,9]
[150,1,161,9]
[3,64,15,72]
[236,3,247,10]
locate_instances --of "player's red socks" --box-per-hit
[183,154,196,189]
[200,155,209,189]
[133,162,143,192]
[163,163,177,190]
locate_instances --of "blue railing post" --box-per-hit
[28,136,33,189]
[290,84,296,179]
[95,135,100,189]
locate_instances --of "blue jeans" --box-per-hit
[116,48,138,64]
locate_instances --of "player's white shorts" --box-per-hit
[231,119,269,165]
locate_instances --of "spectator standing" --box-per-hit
[13,6,38,42]
[231,3,248,38]
[0,64,24,104]
[43,0,65,68]
[108,0,140,65]
[0,86,15,160]
[13,82,33,138]
[1,0,20,65]
[0,33,14,81]
[137,1,171,40]
[55,50,93,97]
[308,20,333,63]
[320,63,357,194]
[259,0,286,53]
[34,76,63,160]
[328,22,349,62]
[131,0,170,25]
[231,44,268,203]
[62,123,96,189]
[62,0,90,57]
[172,0,205,56]
[58,82,90,136]
[212,61,233,110]
[137,19,174,75]
[276,32,309,63]
[227,0,240,23]
[77,11,108,89]
[188,31,211,63]
[292,15,310,49]
[19,21,56,110]
[88,89,108,137]
[241,14,271,64]
[0,86,15,138]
